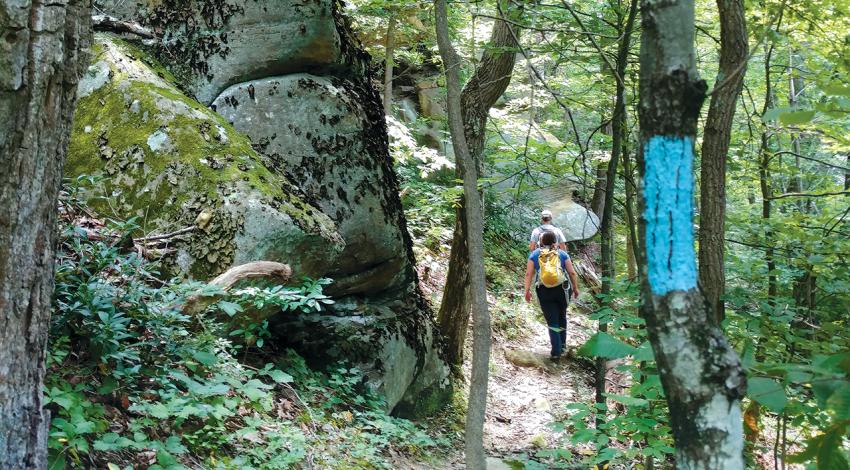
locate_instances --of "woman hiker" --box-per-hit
[524,231,580,361]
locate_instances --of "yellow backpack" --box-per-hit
[538,248,567,288]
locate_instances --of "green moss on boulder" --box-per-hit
[67,34,343,280]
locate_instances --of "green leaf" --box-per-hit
[824,82,850,97]
[748,377,787,412]
[577,332,636,359]
[605,393,649,407]
[813,379,845,408]
[164,436,188,455]
[633,341,655,362]
[791,426,850,468]
[147,403,170,419]
[47,450,66,470]
[779,109,815,125]
[762,106,792,122]
[818,431,850,470]
[827,383,850,420]
[216,301,243,317]
[267,369,294,384]
[191,350,217,366]
[740,341,756,370]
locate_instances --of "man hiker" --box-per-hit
[529,209,567,251]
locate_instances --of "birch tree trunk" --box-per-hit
[437,2,521,369]
[434,1,490,467]
[698,0,748,323]
[0,1,91,467]
[637,0,746,466]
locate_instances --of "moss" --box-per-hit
[67,34,338,278]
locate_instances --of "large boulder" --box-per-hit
[533,182,601,242]
[94,0,351,104]
[78,2,452,416]
[68,34,343,280]
[212,75,411,297]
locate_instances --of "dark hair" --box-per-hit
[540,231,557,247]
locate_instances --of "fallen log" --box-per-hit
[182,261,292,314]
[92,14,154,39]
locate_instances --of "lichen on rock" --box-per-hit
[68,33,343,280]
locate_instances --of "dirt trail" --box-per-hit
[484,309,595,456]
[411,244,599,469]
[400,301,597,469]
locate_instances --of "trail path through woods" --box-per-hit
[395,282,598,468]
[481,309,596,458]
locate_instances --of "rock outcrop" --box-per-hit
[81,0,451,416]
[213,75,410,297]
[69,34,343,281]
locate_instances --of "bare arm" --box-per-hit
[565,259,580,299]
[524,260,535,302]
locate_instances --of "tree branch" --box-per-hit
[92,14,155,39]
[181,261,292,314]
[767,190,850,200]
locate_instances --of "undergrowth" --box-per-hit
[46,182,448,470]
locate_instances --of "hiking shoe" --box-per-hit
[550,354,561,363]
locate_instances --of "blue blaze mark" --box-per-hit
[643,136,698,296]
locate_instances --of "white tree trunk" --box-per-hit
[637,0,746,467]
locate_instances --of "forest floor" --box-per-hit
[406,248,601,469]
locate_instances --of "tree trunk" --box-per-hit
[0,1,90,468]
[596,0,638,433]
[760,43,778,306]
[434,1,490,468]
[590,161,608,218]
[437,2,522,369]
[383,14,397,116]
[637,0,746,467]
[698,0,748,324]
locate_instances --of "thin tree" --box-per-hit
[434,1,491,467]
[437,1,522,369]
[636,0,747,466]
[698,0,748,323]
[596,0,638,432]
[0,1,91,468]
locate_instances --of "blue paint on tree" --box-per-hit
[643,136,698,296]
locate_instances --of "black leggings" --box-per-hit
[536,283,570,357]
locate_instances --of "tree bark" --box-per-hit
[760,43,778,306]
[436,2,521,369]
[698,0,748,324]
[383,14,397,116]
[434,1,490,468]
[590,161,609,218]
[637,0,746,467]
[0,1,91,468]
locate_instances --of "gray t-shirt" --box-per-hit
[530,224,566,245]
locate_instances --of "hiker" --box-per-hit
[529,209,567,251]
[524,231,580,361]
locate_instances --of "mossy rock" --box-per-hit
[68,33,343,280]
[212,75,412,297]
